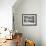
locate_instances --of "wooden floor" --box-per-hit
[0,33,23,46]
[0,39,16,46]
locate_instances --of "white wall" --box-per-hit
[0,0,16,30]
[13,0,41,46]
[41,0,46,46]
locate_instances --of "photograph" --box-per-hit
[0,0,46,46]
[22,14,37,26]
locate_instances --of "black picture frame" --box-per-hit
[22,14,37,26]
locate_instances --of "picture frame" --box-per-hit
[22,14,37,26]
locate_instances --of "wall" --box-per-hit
[13,0,41,46]
[41,0,46,46]
[0,0,16,30]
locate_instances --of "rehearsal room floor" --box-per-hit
[0,39,16,46]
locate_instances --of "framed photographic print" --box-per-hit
[22,14,37,26]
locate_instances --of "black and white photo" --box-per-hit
[22,14,37,26]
